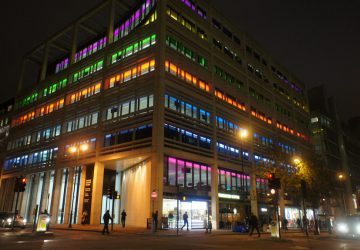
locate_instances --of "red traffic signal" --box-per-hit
[14,176,27,192]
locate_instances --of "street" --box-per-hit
[1,227,359,250]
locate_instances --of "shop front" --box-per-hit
[163,198,209,229]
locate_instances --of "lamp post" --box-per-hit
[239,129,248,193]
[293,157,308,236]
[338,174,347,215]
[68,143,88,228]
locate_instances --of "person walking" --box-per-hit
[102,210,112,235]
[81,210,88,225]
[181,211,189,231]
[152,210,158,232]
[248,213,260,237]
[121,209,127,228]
[282,217,288,231]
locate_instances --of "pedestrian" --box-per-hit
[81,210,88,225]
[181,211,189,231]
[121,209,127,228]
[296,218,301,228]
[152,210,158,232]
[102,210,112,235]
[282,217,288,230]
[248,213,260,237]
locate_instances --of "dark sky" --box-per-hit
[1,0,359,121]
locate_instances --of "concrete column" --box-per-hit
[107,0,116,44]
[278,188,285,219]
[24,174,39,222]
[63,168,75,224]
[16,59,26,94]
[41,171,52,212]
[70,24,79,65]
[211,164,219,230]
[90,161,104,225]
[77,166,86,224]
[0,178,15,211]
[40,42,50,81]
[149,0,167,223]
[250,172,258,217]
[50,169,63,224]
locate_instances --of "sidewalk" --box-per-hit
[48,224,329,239]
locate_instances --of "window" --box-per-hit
[165,61,210,92]
[73,60,104,83]
[113,0,156,42]
[165,94,211,124]
[164,156,211,188]
[105,60,155,89]
[75,37,107,63]
[111,34,156,64]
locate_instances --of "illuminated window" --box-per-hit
[165,61,210,92]
[106,60,155,89]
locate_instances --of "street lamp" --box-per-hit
[68,143,88,228]
[238,128,248,193]
[338,174,347,215]
[293,157,308,236]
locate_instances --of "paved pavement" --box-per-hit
[1,226,359,250]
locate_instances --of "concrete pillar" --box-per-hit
[90,161,104,225]
[40,42,50,81]
[77,166,86,224]
[149,0,167,224]
[41,171,52,213]
[50,169,63,224]
[107,0,116,44]
[63,168,74,224]
[211,164,219,230]
[278,188,285,219]
[250,172,258,217]
[69,24,79,65]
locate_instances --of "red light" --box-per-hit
[268,173,273,179]
[21,178,27,183]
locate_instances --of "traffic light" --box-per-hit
[178,192,187,201]
[14,177,27,192]
[268,173,281,189]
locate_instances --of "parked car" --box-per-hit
[335,215,360,238]
[0,212,26,229]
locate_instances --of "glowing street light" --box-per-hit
[68,143,88,228]
[238,128,249,191]
[293,158,301,165]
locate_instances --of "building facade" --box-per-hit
[308,85,359,217]
[0,0,311,229]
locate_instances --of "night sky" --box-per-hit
[1,0,359,121]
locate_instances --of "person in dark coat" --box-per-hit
[248,213,260,237]
[102,210,112,235]
[181,211,189,231]
[121,209,127,228]
[152,210,158,232]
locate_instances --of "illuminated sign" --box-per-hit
[218,193,240,200]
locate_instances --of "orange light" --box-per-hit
[21,178,27,183]
[69,146,77,154]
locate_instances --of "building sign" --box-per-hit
[82,164,94,224]
[218,193,240,200]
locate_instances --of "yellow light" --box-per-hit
[338,174,344,180]
[69,146,77,154]
[239,129,248,139]
[80,144,89,152]
[293,158,301,164]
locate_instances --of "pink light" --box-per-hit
[194,164,200,169]
[168,157,176,164]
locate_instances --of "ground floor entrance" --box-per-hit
[162,199,208,229]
